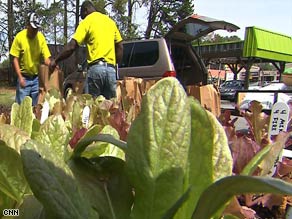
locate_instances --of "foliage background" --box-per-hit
[0,0,243,83]
[0,0,194,60]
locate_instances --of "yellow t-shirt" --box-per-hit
[10,29,51,76]
[73,12,123,65]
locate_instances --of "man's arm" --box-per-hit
[12,56,25,88]
[44,57,51,66]
[55,39,78,63]
[49,39,78,71]
[115,41,123,65]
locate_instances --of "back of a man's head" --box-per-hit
[80,1,96,19]
[81,1,95,11]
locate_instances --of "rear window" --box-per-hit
[120,41,159,68]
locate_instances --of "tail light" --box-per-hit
[163,70,176,77]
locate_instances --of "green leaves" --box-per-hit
[34,115,70,160]
[0,140,28,202]
[21,140,92,219]
[69,157,133,219]
[1,78,292,219]
[192,175,292,219]
[11,96,34,136]
[206,110,233,180]
[0,125,31,210]
[126,78,191,218]
[176,98,232,218]
[73,125,127,158]
[124,78,234,219]
[0,124,30,153]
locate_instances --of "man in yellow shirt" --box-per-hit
[49,0,123,99]
[10,12,51,106]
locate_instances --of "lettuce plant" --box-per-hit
[1,78,292,219]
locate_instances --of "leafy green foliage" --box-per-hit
[0,78,292,219]
[0,124,30,152]
[126,77,192,218]
[21,140,93,219]
[69,156,133,219]
[201,34,241,43]
[34,115,70,160]
[11,96,34,136]
[192,175,292,218]
[144,0,194,38]
[0,140,28,202]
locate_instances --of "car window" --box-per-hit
[128,41,159,67]
[179,23,210,38]
[120,43,134,68]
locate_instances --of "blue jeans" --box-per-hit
[87,64,117,99]
[15,76,39,106]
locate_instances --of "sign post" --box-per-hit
[268,102,290,176]
[268,102,289,138]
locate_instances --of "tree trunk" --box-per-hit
[127,0,133,36]
[144,1,156,39]
[64,0,68,43]
[75,0,80,30]
[74,0,80,66]
[54,0,57,50]
[7,0,14,84]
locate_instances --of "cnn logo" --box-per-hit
[3,209,19,216]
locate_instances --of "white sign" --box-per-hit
[268,102,289,137]
[40,101,50,124]
[82,106,90,128]
[268,102,290,176]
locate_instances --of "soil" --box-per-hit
[0,104,12,122]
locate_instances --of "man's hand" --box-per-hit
[19,76,26,88]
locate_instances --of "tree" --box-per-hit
[144,0,194,38]
[97,0,143,40]
[0,1,8,62]
[0,0,196,54]
[64,0,68,43]
[201,33,242,44]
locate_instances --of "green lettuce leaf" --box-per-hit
[34,115,70,160]
[18,195,45,219]
[73,125,127,158]
[175,98,216,218]
[176,98,233,219]
[0,124,30,153]
[0,189,15,215]
[21,140,93,219]
[206,110,233,179]
[192,175,292,219]
[125,77,191,219]
[0,140,29,202]
[11,96,34,136]
[69,157,133,219]
[81,125,125,160]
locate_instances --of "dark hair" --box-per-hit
[81,1,96,10]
